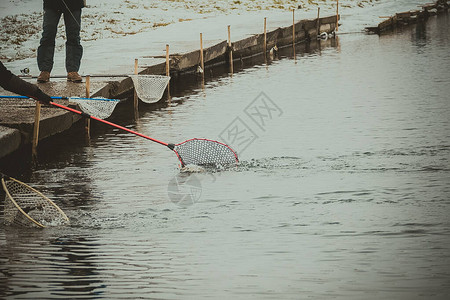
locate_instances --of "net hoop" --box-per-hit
[174,138,239,168]
[69,97,120,119]
[129,74,170,103]
[1,176,69,228]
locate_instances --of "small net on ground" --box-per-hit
[1,176,69,228]
[130,75,170,103]
[70,97,120,119]
[174,138,239,168]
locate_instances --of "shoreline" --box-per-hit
[1,1,447,162]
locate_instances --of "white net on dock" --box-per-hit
[69,97,120,119]
[1,176,69,228]
[130,75,170,103]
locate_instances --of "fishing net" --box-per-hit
[70,97,120,119]
[130,75,170,103]
[1,175,69,228]
[173,138,239,168]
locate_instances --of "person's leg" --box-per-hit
[64,9,83,73]
[37,8,61,73]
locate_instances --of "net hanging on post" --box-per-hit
[129,75,170,103]
[69,97,120,119]
[173,138,239,168]
[1,175,69,228]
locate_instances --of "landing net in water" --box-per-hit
[172,138,239,169]
[1,175,69,228]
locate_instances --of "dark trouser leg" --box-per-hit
[37,8,61,72]
[64,9,83,72]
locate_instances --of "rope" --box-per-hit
[61,0,81,29]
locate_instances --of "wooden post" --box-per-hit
[228,25,233,74]
[133,58,138,117]
[264,17,267,55]
[292,9,295,45]
[317,7,321,36]
[85,75,91,137]
[200,33,204,75]
[336,0,339,32]
[165,44,170,76]
[32,101,41,159]
[85,75,90,98]
[165,44,171,99]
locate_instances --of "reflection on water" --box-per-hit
[1,13,450,299]
[0,229,102,298]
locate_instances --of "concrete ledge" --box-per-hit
[0,96,82,158]
[0,126,21,158]
[39,109,81,141]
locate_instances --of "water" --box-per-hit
[1,14,450,299]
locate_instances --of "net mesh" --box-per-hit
[130,75,170,103]
[2,177,69,228]
[174,138,238,168]
[70,97,120,119]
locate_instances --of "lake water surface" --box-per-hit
[1,13,449,299]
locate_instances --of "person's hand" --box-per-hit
[34,89,52,105]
